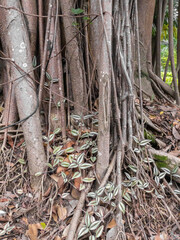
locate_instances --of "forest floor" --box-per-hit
[0,99,180,240]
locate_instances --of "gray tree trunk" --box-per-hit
[0,0,46,189]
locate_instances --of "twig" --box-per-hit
[66,171,93,240]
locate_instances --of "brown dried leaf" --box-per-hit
[172,127,180,140]
[54,236,62,240]
[74,176,82,190]
[50,174,59,182]
[26,224,38,240]
[71,188,80,200]
[62,225,70,238]
[57,205,67,221]
[107,218,116,229]
[43,184,52,197]
[52,213,58,222]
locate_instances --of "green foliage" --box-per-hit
[71,8,84,15]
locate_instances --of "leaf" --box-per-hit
[83,177,95,183]
[69,163,78,168]
[65,147,75,153]
[79,184,85,191]
[57,206,67,221]
[161,167,170,174]
[96,225,104,238]
[139,139,151,146]
[174,189,180,194]
[71,114,81,121]
[53,158,60,167]
[89,220,101,231]
[81,132,90,138]
[71,8,84,15]
[107,219,116,229]
[53,146,63,155]
[123,192,131,202]
[46,163,53,169]
[91,147,98,154]
[61,162,70,168]
[96,187,105,196]
[26,224,38,240]
[79,163,92,169]
[32,56,37,67]
[40,222,46,230]
[88,200,98,206]
[89,236,95,240]
[155,176,159,186]
[85,213,91,227]
[90,157,96,162]
[72,172,81,179]
[118,202,125,214]
[172,126,180,140]
[159,172,166,179]
[80,142,90,150]
[128,165,137,173]
[46,71,52,80]
[48,133,55,142]
[71,129,79,136]
[87,192,96,198]
[35,172,42,176]
[144,158,154,163]
[89,132,98,137]
[77,153,84,164]
[78,226,89,238]
[18,158,25,164]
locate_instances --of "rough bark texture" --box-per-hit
[169,0,180,105]
[177,0,180,93]
[21,0,37,57]
[0,0,46,189]
[60,0,85,115]
[46,1,66,137]
[136,0,156,96]
[90,0,112,181]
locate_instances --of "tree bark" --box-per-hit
[177,0,180,93]
[60,0,85,115]
[169,0,180,105]
[0,0,46,189]
[90,0,112,181]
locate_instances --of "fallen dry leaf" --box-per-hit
[62,224,70,238]
[57,205,67,221]
[54,236,62,240]
[71,188,80,199]
[107,218,116,229]
[74,176,82,190]
[26,224,38,240]
[43,184,52,197]
[50,174,59,182]
[172,126,180,140]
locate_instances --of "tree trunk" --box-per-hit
[90,0,112,181]
[60,0,85,115]
[177,0,180,93]
[169,0,180,105]
[0,0,46,189]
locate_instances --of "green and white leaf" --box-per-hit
[83,177,95,183]
[61,162,70,168]
[79,163,92,169]
[96,225,104,238]
[89,221,101,231]
[118,202,125,214]
[78,226,89,239]
[77,153,84,164]
[72,172,81,179]
[65,147,75,153]
[71,129,79,136]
